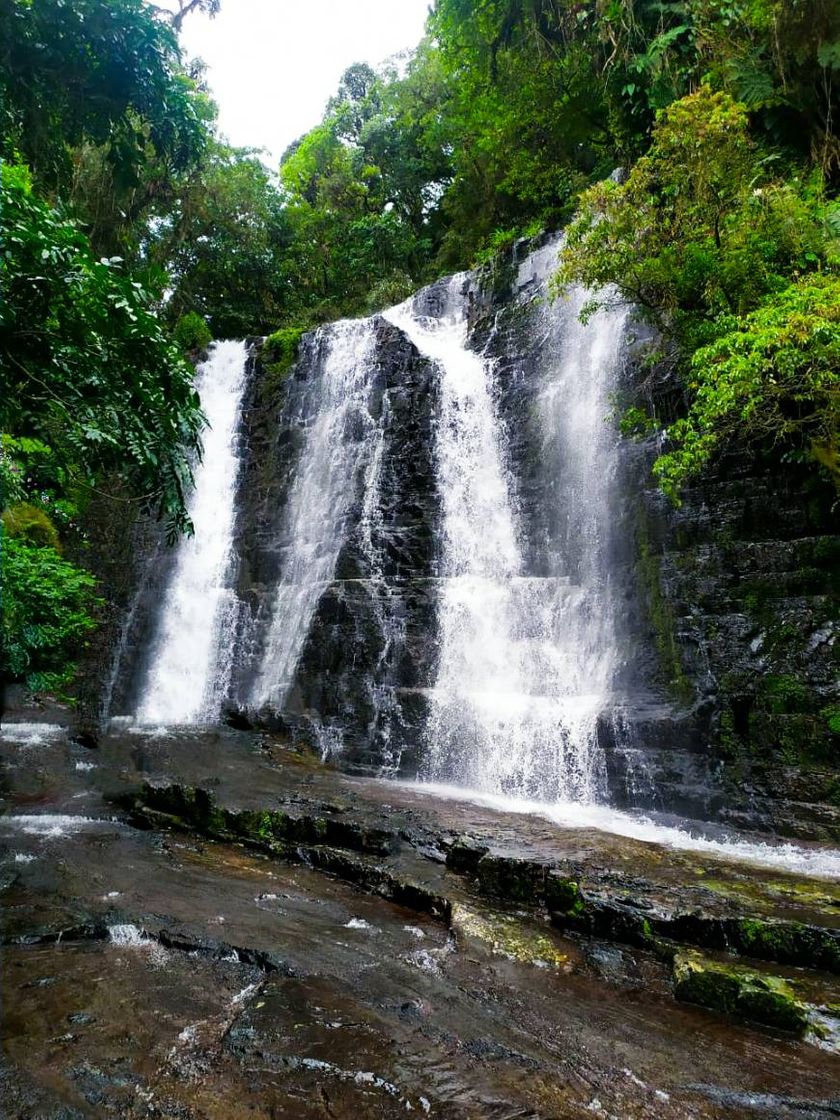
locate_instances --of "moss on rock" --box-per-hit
[673,951,809,1035]
[2,502,61,551]
[452,903,570,969]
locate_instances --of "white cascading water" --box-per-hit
[385,260,626,803]
[135,340,248,725]
[252,319,378,708]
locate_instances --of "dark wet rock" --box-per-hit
[0,866,19,892]
[70,731,98,751]
[2,920,110,947]
[134,779,401,857]
[687,1085,840,1117]
[302,845,453,923]
[5,720,840,1120]
[445,834,490,874]
[475,852,550,906]
[636,462,840,841]
[154,926,302,976]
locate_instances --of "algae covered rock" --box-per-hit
[673,950,808,1034]
[451,903,570,969]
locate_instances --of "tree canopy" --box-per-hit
[2,0,839,691]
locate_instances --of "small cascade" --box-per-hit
[135,340,248,725]
[252,319,379,709]
[385,262,627,803]
[356,391,409,768]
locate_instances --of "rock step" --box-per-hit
[126,781,840,981]
[670,948,840,1044]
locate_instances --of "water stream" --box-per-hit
[251,319,378,708]
[384,270,626,802]
[135,339,248,725]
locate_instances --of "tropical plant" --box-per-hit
[0,537,99,692]
[0,161,205,538]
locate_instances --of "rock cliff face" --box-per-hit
[233,317,441,771]
[97,238,838,840]
[638,456,840,839]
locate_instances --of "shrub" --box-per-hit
[759,675,811,715]
[173,311,213,354]
[0,537,99,691]
[1,502,61,551]
[654,274,840,499]
[1,162,205,539]
[822,705,840,736]
[263,327,304,375]
[365,271,417,313]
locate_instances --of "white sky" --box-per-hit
[176,0,432,167]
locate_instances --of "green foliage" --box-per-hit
[558,88,839,499]
[173,311,213,354]
[654,275,840,497]
[263,328,304,376]
[365,271,417,313]
[0,0,210,194]
[473,228,521,267]
[758,675,811,715]
[274,58,448,323]
[822,705,840,736]
[0,162,205,538]
[558,89,821,324]
[1,503,61,551]
[0,434,80,530]
[0,536,99,692]
[155,144,296,337]
[619,406,659,439]
[0,443,26,508]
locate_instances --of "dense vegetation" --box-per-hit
[1,0,838,692]
[1,0,214,689]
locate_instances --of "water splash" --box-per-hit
[252,319,378,709]
[0,722,66,744]
[410,782,840,879]
[108,923,149,947]
[136,340,248,725]
[1,814,117,837]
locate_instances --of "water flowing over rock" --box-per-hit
[109,242,696,804]
[384,270,627,802]
[134,339,249,725]
[250,320,380,711]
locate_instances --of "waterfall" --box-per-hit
[127,242,628,801]
[252,319,379,709]
[135,340,248,725]
[385,262,627,803]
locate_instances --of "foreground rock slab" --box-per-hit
[2,723,840,1118]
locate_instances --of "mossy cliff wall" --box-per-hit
[635,455,839,840]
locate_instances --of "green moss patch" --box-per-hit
[2,502,61,551]
[262,327,304,395]
[452,903,570,969]
[673,951,808,1034]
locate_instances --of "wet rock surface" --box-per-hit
[636,458,840,840]
[3,722,840,1118]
